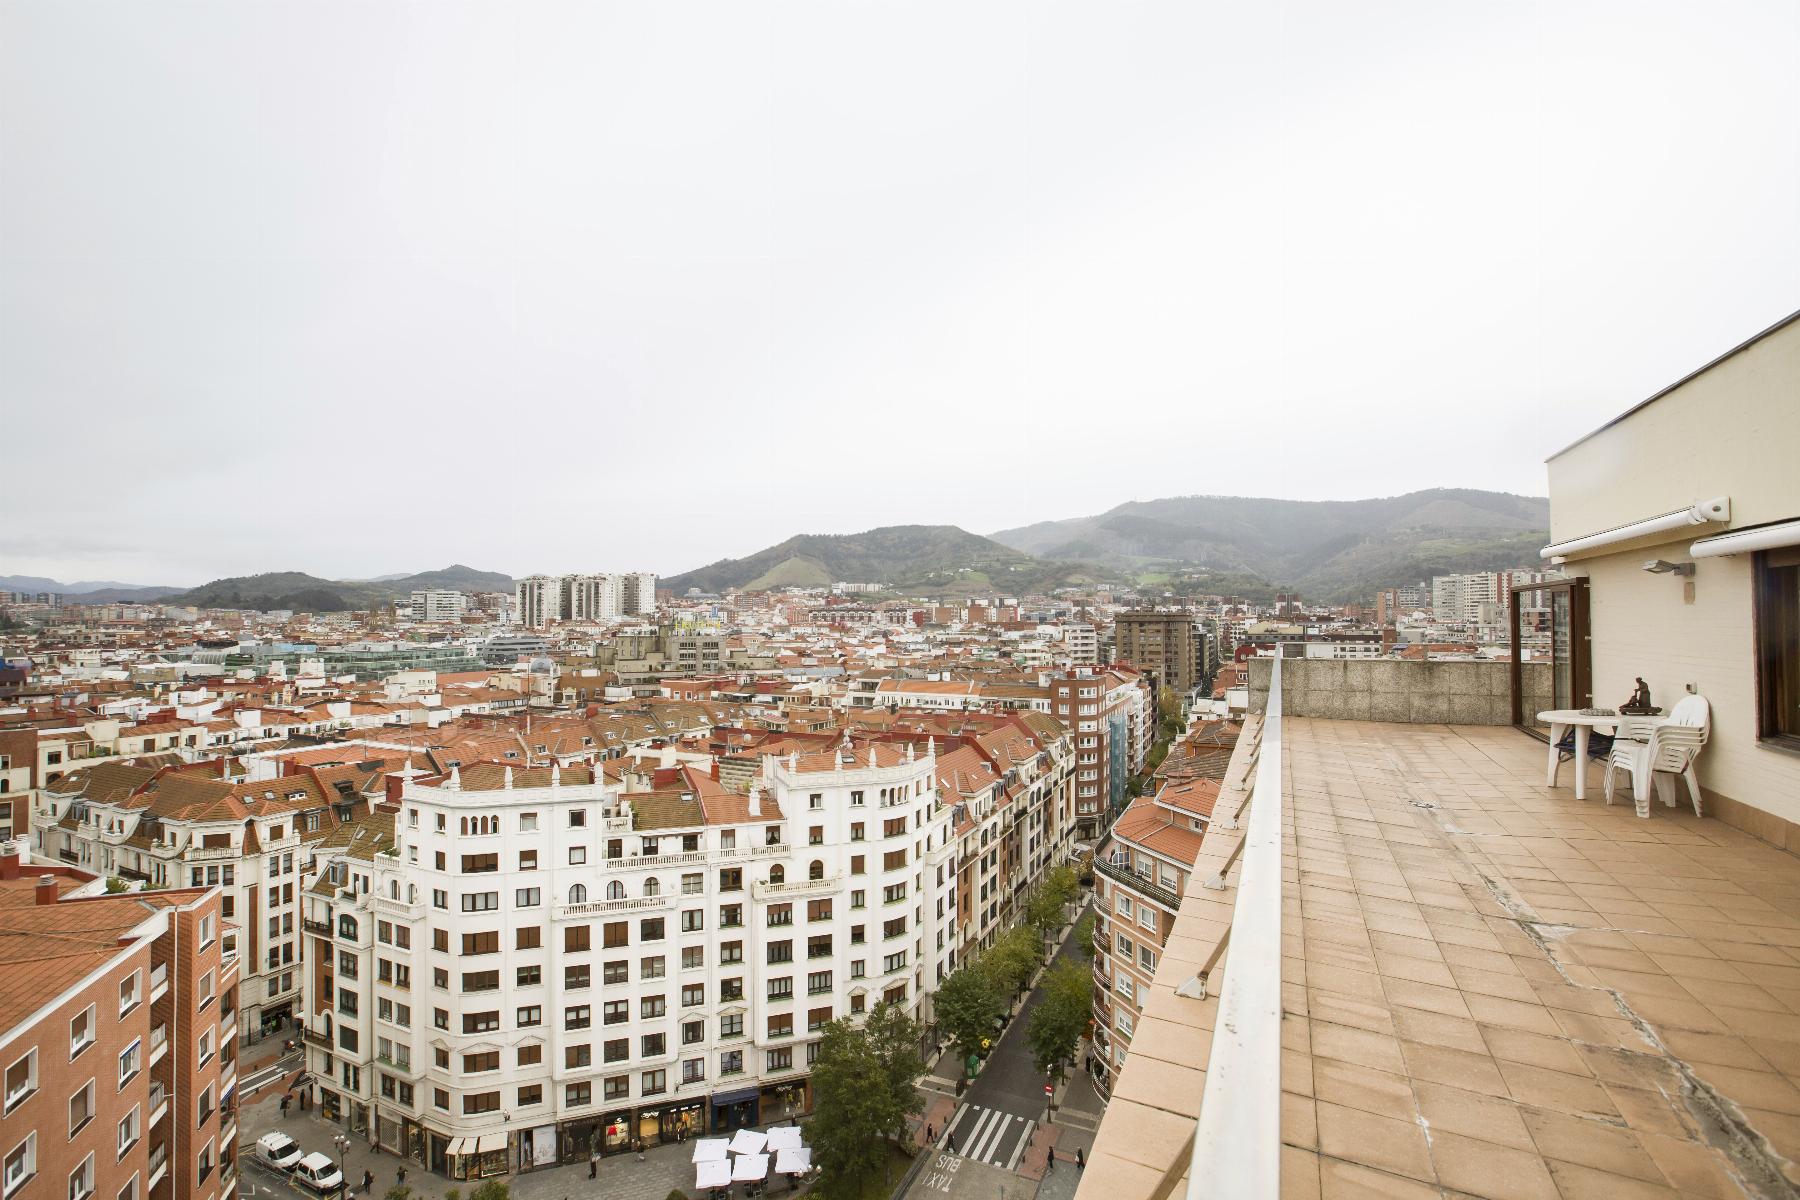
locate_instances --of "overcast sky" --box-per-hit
[4,1,1798,585]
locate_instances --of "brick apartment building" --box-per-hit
[1,845,236,1200]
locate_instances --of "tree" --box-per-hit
[468,1183,508,1200]
[1024,885,1064,942]
[104,877,130,894]
[864,1000,925,1137]
[1027,959,1092,1081]
[935,964,1003,1064]
[1075,909,1097,960]
[809,1014,916,1200]
[384,1187,412,1200]
[986,926,1040,997]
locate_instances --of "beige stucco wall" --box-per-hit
[1546,312,1800,547]
[1565,542,1800,825]
[1546,312,1800,828]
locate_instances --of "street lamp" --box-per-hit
[332,1134,352,1199]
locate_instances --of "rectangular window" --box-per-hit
[518,1085,542,1106]
[602,1002,628,1026]
[1758,550,1800,746]
[603,960,629,985]
[566,1006,592,1030]
[517,1045,542,1067]
[516,925,542,950]
[565,925,591,953]
[641,1070,666,1096]
[70,1008,95,1059]
[602,922,628,948]
[603,1039,629,1063]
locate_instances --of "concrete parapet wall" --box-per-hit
[1246,657,1551,725]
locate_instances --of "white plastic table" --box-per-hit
[1539,709,1664,800]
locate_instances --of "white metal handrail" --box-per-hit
[1186,653,1283,1199]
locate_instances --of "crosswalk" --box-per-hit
[942,1103,1036,1171]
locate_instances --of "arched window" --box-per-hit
[769,865,785,885]
[570,883,588,904]
[606,881,625,900]
[337,914,358,940]
[644,877,660,897]
[809,860,825,881]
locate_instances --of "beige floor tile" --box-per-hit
[1409,1080,1533,1150]
[1427,1129,1560,1200]
[1518,1105,1663,1182]
[1313,1101,1434,1184]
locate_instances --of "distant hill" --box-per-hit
[665,525,1101,596]
[991,489,1549,602]
[1,575,186,601]
[169,565,515,613]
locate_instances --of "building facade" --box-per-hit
[1113,611,1207,695]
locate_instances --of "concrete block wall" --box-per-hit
[1247,658,1551,726]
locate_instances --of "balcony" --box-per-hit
[752,874,842,900]
[302,918,333,936]
[301,1028,332,1049]
[148,1024,168,1067]
[184,845,239,861]
[558,895,671,917]
[1079,657,1800,1200]
[372,894,420,918]
[1093,856,1181,912]
[148,962,168,1002]
[146,1145,167,1189]
[147,1082,169,1127]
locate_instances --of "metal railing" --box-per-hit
[1183,653,1283,1198]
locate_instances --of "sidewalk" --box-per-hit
[238,1085,797,1200]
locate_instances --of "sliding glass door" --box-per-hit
[1510,578,1590,738]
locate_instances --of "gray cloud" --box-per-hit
[4,1,1798,583]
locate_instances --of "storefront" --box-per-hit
[446,1133,508,1181]
[519,1125,558,1173]
[710,1086,760,1133]
[319,1088,341,1123]
[636,1099,704,1148]
[760,1080,811,1124]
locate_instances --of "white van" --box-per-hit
[255,1133,303,1172]
[292,1154,343,1195]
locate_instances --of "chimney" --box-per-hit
[0,844,20,880]
[747,784,762,818]
[35,874,59,905]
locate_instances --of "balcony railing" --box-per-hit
[558,895,671,918]
[752,875,842,900]
[149,963,168,1001]
[1093,856,1181,912]
[1173,653,1283,1199]
[148,1024,168,1066]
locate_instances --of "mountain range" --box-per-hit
[989,488,1548,600]
[0,565,516,611]
[665,489,1547,602]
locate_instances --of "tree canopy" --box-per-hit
[1027,958,1092,1080]
[808,1002,923,1199]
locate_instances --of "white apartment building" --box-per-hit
[1062,623,1098,666]
[516,573,658,627]
[515,577,563,628]
[410,591,469,623]
[301,742,952,1178]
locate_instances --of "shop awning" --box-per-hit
[731,1153,770,1183]
[446,1138,468,1157]
[775,1149,811,1175]
[692,1139,730,1164]
[729,1129,767,1156]
[696,1161,732,1190]
[765,1127,803,1151]
[710,1086,760,1107]
[476,1133,506,1155]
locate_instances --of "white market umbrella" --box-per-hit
[765,1127,803,1152]
[696,1161,732,1190]
[775,1149,811,1175]
[692,1139,730,1164]
[731,1153,770,1183]
[728,1129,768,1155]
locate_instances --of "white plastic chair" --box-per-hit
[1602,694,1711,818]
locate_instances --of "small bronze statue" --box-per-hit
[1620,677,1662,715]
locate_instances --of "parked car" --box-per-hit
[292,1153,343,1194]
[255,1133,304,1172]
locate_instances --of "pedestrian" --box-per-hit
[280,1095,290,1117]
[396,1167,407,1187]
[1077,1147,1085,1170]
[925,1124,934,1145]
[635,1138,645,1162]
[947,1132,957,1155]
[362,1170,373,1193]
[1046,1151,1055,1173]
[588,1147,599,1179]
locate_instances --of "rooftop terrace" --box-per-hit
[1081,698,1800,1199]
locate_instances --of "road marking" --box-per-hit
[942,1104,1035,1170]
